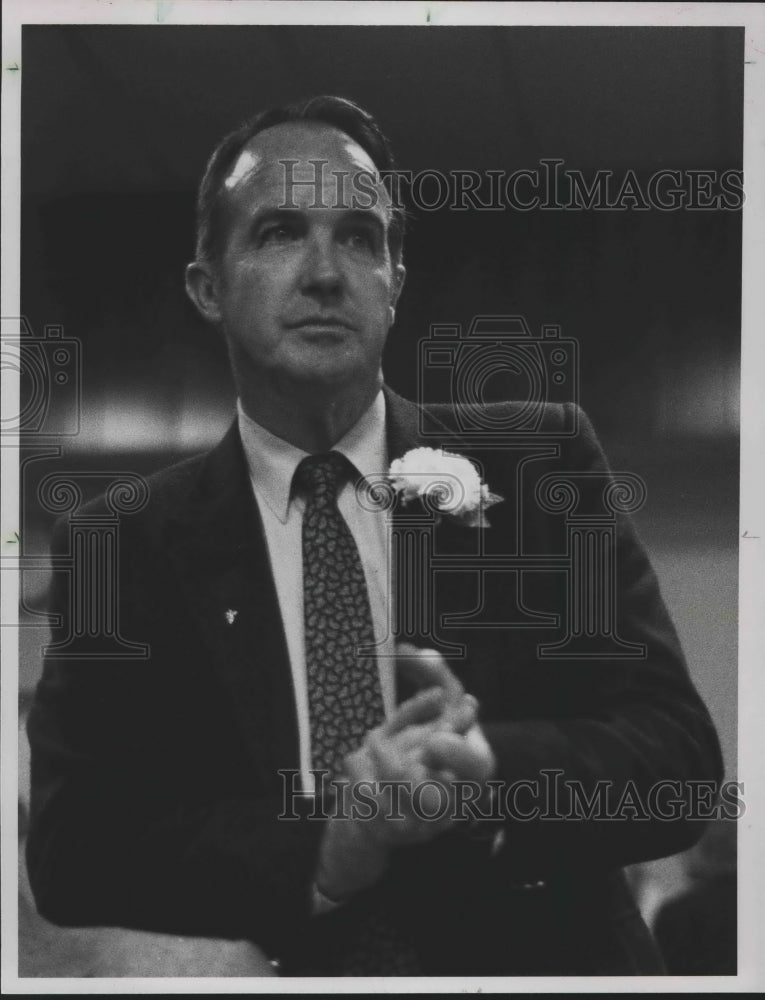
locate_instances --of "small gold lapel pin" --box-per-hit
[225,609,239,625]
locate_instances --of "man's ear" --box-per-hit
[185,261,223,325]
[389,263,406,323]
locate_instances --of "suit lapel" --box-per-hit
[383,389,488,685]
[165,423,299,789]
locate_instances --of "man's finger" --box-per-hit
[383,685,446,736]
[439,694,478,735]
[396,644,464,702]
[383,693,478,760]
[422,729,496,783]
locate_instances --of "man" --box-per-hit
[26,96,723,977]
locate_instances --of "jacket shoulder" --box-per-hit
[83,450,206,518]
[421,400,582,438]
[47,449,213,552]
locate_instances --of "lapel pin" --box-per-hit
[225,609,239,625]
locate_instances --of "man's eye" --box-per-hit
[344,229,375,251]
[259,224,297,245]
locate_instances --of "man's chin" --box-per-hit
[232,342,383,400]
[288,371,369,397]
[283,353,378,390]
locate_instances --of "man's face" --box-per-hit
[209,122,404,393]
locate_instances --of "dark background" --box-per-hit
[17,26,740,973]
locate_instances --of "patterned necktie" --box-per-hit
[294,451,384,782]
[294,451,421,976]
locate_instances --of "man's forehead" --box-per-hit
[223,122,387,205]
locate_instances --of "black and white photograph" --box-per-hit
[2,1,763,991]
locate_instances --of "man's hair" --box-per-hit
[194,95,405,268]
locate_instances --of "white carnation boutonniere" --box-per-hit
[388,447,503,528]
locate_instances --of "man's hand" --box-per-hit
[314,645,496,903]
[396,644,496,785]
[315,684,474,901]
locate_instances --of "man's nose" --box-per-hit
[300,234,344,298]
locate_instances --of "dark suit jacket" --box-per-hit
[26,390,723,976]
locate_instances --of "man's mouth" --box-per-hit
[288,316,355,333]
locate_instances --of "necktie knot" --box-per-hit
[293,451,350,506]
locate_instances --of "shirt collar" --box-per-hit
[237,390,389,524]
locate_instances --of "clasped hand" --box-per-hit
[315,644,496,901]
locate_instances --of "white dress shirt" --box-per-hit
[237,391,395,794]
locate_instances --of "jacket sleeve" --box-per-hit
[477,403,725,876]
[25,512,323,957]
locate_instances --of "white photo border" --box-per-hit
[2,1,763,993]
